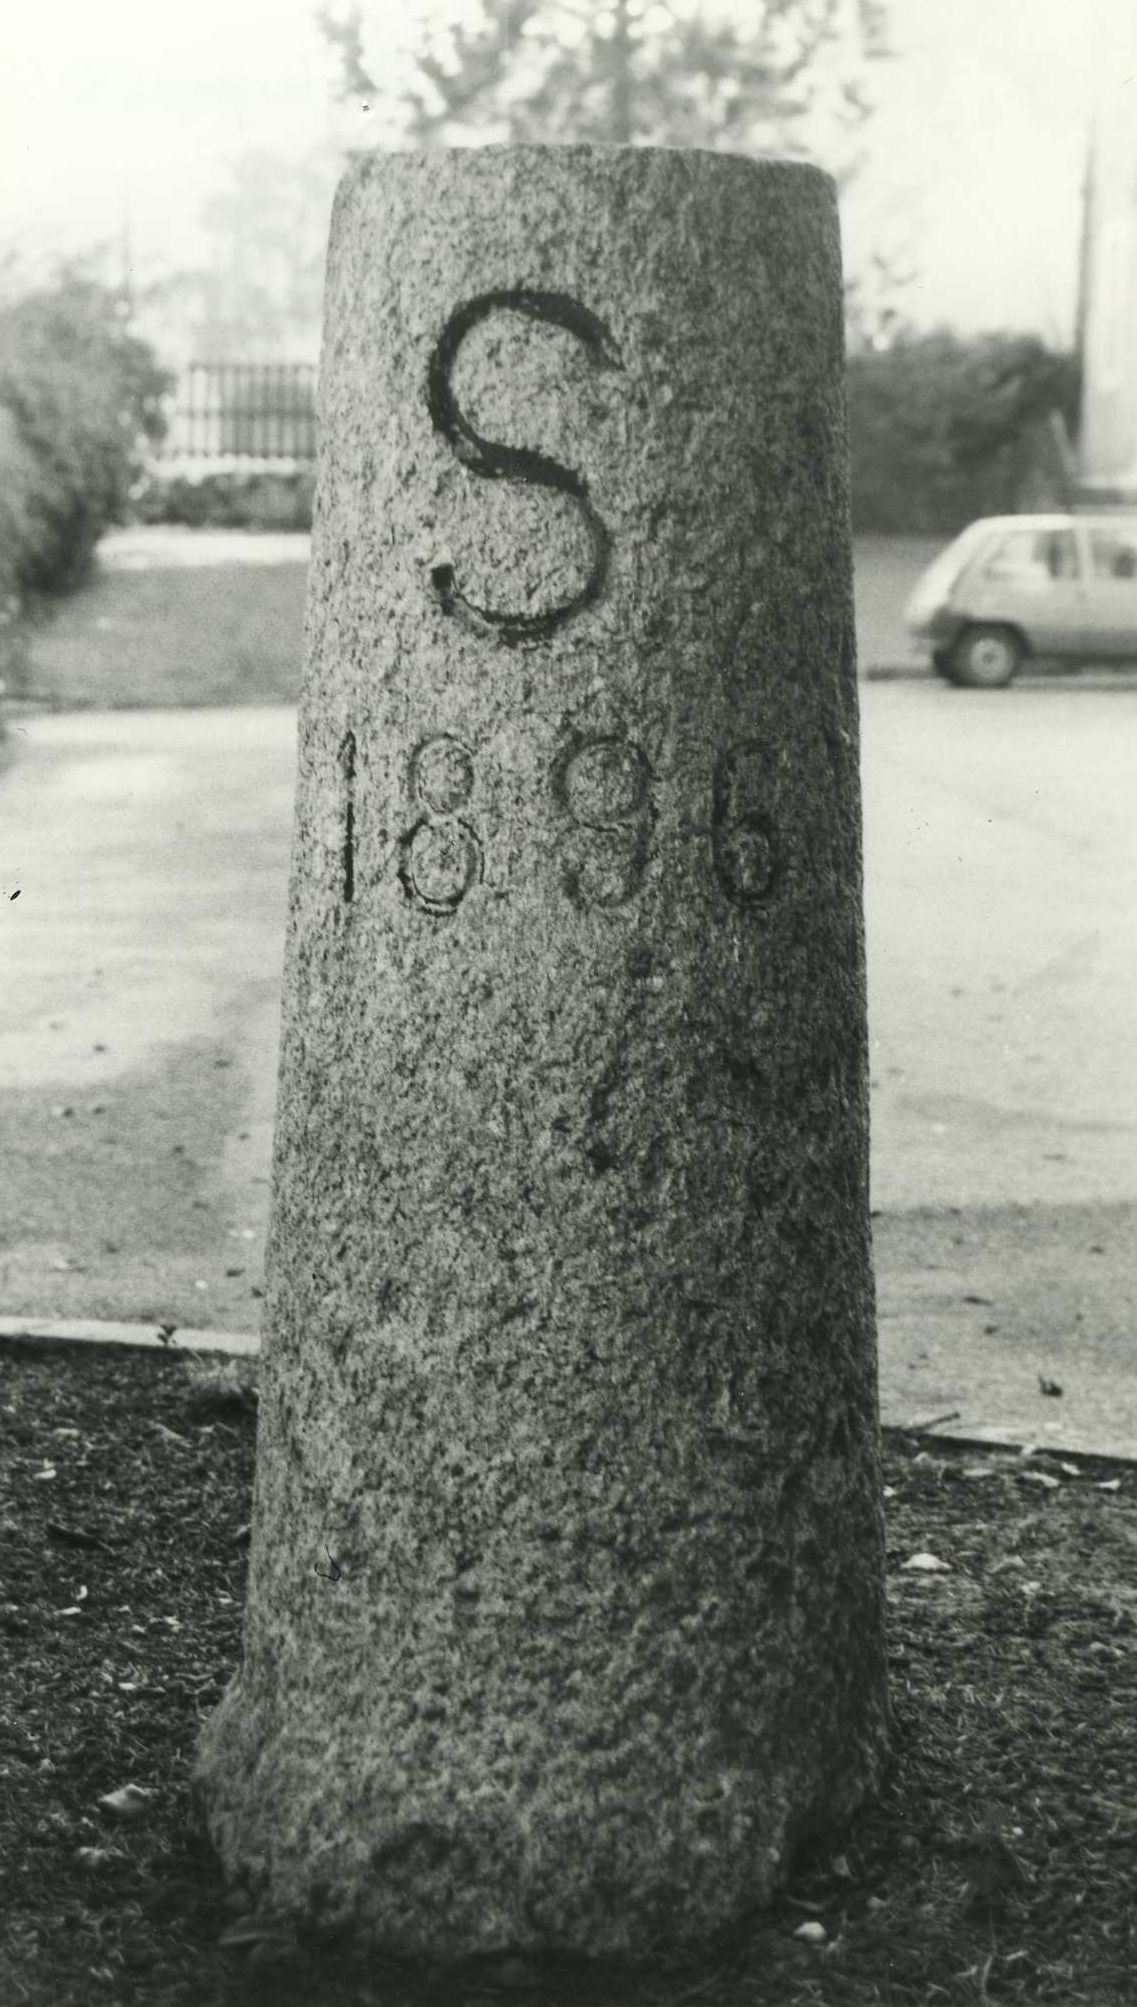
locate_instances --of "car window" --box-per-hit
[978,529,1079,584]
[1089,528,1137,582]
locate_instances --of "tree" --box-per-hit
[846,329,1081,534]
[154,146,340,364]
[319,0,890,179]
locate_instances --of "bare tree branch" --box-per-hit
[316,0,890,177]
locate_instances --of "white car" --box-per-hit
[904,512,1137,686]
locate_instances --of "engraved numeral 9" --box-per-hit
[552,734,654,910]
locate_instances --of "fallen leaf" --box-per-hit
[33,1465,57,1481]
[793,1920,827,1944]
[902,1552,951,1572]
[98,1784,156,1820]
[149,1421,190,1448]
[1096,1478,1123,1492]
[831,1853,853,1879]
[1017,1471,1060,1489]
[76,1847,114,1870]
[219,1913,295,1954]
[1038,1377,1063,1398]
[46,1521,111,1553]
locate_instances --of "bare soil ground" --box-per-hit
[2,1343,1135,2007]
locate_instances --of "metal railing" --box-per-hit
[161,363,318,463]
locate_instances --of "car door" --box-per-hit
[1080,522,1137,660]
[960,525,1086,657]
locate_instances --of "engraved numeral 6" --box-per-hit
[712,744,782,907]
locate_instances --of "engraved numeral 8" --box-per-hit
[398,735,484,916]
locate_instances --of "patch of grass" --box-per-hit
[12,553,307,709]
[2,534,936,715]
[2,1343,1135,2005]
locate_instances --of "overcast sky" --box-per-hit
[1,0,1134,341]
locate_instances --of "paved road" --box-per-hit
[2,682,1135,1449]
[0,709,294,1332]
[861,678,1137,1456]
[863,678,1137,1212]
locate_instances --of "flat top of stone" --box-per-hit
[344,141,836,190]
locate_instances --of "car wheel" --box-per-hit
[949,624,1021,689]
[931,649,952,679]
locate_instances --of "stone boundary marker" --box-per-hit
[196,144,889,1960]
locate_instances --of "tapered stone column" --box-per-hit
[196,144,888,1960]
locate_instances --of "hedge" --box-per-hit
[0,277,169,611]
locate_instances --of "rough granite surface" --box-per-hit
[195,143,889,1960]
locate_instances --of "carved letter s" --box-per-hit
[426,290,621,646]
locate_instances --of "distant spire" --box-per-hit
[119,186,135,317]
[1073,123,1095,389]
